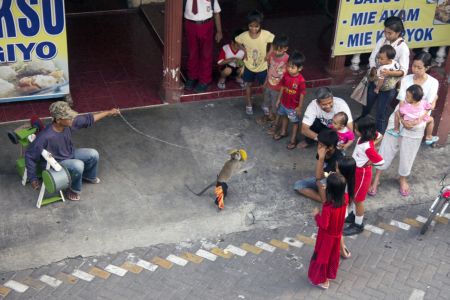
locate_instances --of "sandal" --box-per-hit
[88,178,100,184]
[66,191,80,201]
[267,125,280,135]
[287,141,297,150]
[235,78,246,89]
[308,279,329,290]
[425,136,439,145]
[341,247,351,259]
[274,133,288,141]
[261,105,269,116]
[367,187,377,196]
[386,129,399,137]
[256,116,274,124]
[217,80,226,90]
[246,106,253,115]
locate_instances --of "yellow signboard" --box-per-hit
[333,0,450,56]
[0,0,69,103]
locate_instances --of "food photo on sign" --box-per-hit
[434,0,450,24]
[0,0,69,103]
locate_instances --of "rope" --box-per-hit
[118,113,226,158]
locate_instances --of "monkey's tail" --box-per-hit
[185,181,217,196]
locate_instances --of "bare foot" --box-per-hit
[297,141,314,149]
[393,129,400,134]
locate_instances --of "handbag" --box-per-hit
[350,69,371,105]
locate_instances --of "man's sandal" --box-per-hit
[66,191,80,201]
[257,116,274,124]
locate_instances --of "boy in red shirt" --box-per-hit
[273,52,306,150]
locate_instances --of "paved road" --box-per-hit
[1,201,449,300]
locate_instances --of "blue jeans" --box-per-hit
[294,176,327,192]
[278,103,299,122]
[59,148,99,194]
[362,82,396,133]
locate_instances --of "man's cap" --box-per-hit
[49,101,78,120]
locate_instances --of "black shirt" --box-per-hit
[316,149,343,174]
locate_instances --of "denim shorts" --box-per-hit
[294,176,327,191]
[278,103,299,122]
[242,66,267,85]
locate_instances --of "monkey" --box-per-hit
[186,149,251,211]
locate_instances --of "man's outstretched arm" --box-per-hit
[93,108,120,122]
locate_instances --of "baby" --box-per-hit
[371,45,400,94]
[329,112,355,155]
[388,84,439,144]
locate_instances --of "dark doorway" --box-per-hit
[65,0,128,14]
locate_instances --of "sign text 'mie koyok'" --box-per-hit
[0,0,65,63]
[346,6,434,48]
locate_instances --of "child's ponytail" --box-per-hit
[337,156,356,206]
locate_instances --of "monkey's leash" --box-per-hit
[119,113,227,158]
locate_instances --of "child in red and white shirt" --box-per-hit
[343,115,384,236]
[217,29,246,90]
[329,112,355,155]
[273,51,306,150]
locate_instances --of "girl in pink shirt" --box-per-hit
[388,84,437,144]
[329,112,355,155]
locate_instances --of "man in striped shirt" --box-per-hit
[273,51,307,150]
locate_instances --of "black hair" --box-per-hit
[232,29,245,43]
[316,87,333,102]
[336,156,356,205]
[334,112,348,126]
[406,84,424,102]
[317,128,339,148]
[325,173,347,208]
[288,51,305,69]
[384,16,404,35]
[273,35,289,50]
[379,45,396,60]
[413,51,433,74]
[246,10,264,29]
[353,115,377,143]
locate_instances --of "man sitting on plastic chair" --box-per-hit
[25,101,120,201]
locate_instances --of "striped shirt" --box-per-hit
[280,73,306,109]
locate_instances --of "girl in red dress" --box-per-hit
[308,173,348,289]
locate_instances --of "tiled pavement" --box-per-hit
[1,202,450,300]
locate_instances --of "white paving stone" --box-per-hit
[136,260,158,271]
[71,270,95,282]
[39,275,63,288]
[310,233,317,240]
[4,280,28,293]
[282,237,304,248]
[409,289,425,300]
[225,245,247,256]
[416,215,436,226]
[166,254,188,266]
[196,249,217,261]
[364,224,385,235]
[104,265,127,277]
[255,241,276,253]
[443,213,450,219]
[389,220,411,230]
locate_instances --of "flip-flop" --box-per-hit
[236,78,246,89]
[425,136,439,145]
[89,178,100,184]
[367,187,377,196]
[341,247,351,259]
[217,81,226,90]
[400,186,410,196]
[308,279,329,290]
[386,129,399,137]
[261,105,269,116]
[287,141,298,150]
[274,133,289,141]
[66,191,80,201]
[246,106,253,115]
